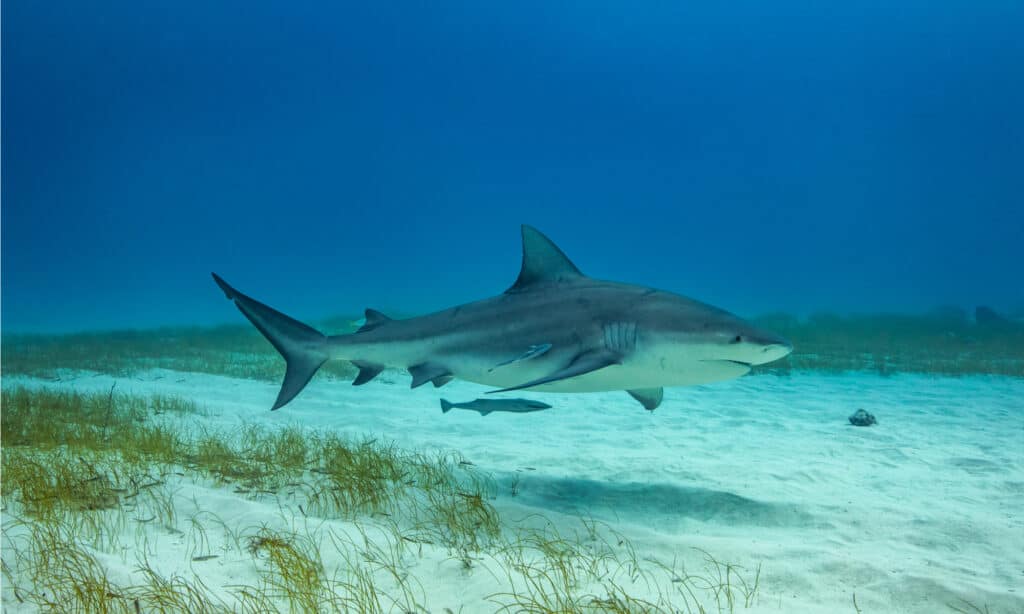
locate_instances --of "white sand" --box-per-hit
[3,370,1022,612]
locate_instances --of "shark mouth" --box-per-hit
[700,359,754,369]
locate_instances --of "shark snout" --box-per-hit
[755,341,793,364]
[728,328,792,366]
[702,330,792,367]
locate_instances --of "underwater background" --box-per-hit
[3,1,1023,332]
[2,2,1024,614]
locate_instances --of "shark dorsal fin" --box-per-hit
[358,308,393,333]
[506,225,584,293]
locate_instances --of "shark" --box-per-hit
[212,225,792,411]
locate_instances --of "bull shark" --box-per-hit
[212,225,792,411]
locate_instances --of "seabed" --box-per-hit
[1,314,1021,613]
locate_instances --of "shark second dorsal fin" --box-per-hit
[506,225,584,293]
[358,308,393,332]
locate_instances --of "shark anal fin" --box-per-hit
[351,361,385,386]
[487,349,621,394]
[432,375,454,388]
[505,225,584,293]
[358,309,393,333]
[627,388,663,411]
[408,363,451,389]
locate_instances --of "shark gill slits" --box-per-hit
[602,322,636,354]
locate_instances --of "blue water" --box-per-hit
[3,1,1023,332]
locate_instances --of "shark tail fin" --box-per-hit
[212,273,328,410]
[440,399,454,413]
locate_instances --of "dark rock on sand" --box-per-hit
[849,409,877,427]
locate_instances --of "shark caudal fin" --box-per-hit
[212,273,328,410]
[440,399,454,413]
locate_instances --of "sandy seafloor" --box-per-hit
[2,369,1022,613]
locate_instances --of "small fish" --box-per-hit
[440,397,552,416]
[488,343,553,372]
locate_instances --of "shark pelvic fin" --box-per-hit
[211,273,328,410]
[351,361,385,386]
[358,309,393,332]
[408,363,451,389]
[506,225,584,293]
[627,388,663,410]
[487,349,621,394]
[432,375,454,388]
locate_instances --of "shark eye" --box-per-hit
[731,335,743,344]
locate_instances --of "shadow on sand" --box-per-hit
[511,475,818,528]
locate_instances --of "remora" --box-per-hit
[212,225,792,411]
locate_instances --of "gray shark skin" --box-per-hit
[440,398,553,416]
[212,225,792,411]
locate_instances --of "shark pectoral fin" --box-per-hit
[408,363,451,389]
[351,361,385,386]
[627,388,663,411]
[487,349,621,394]
[432,375,454,388]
